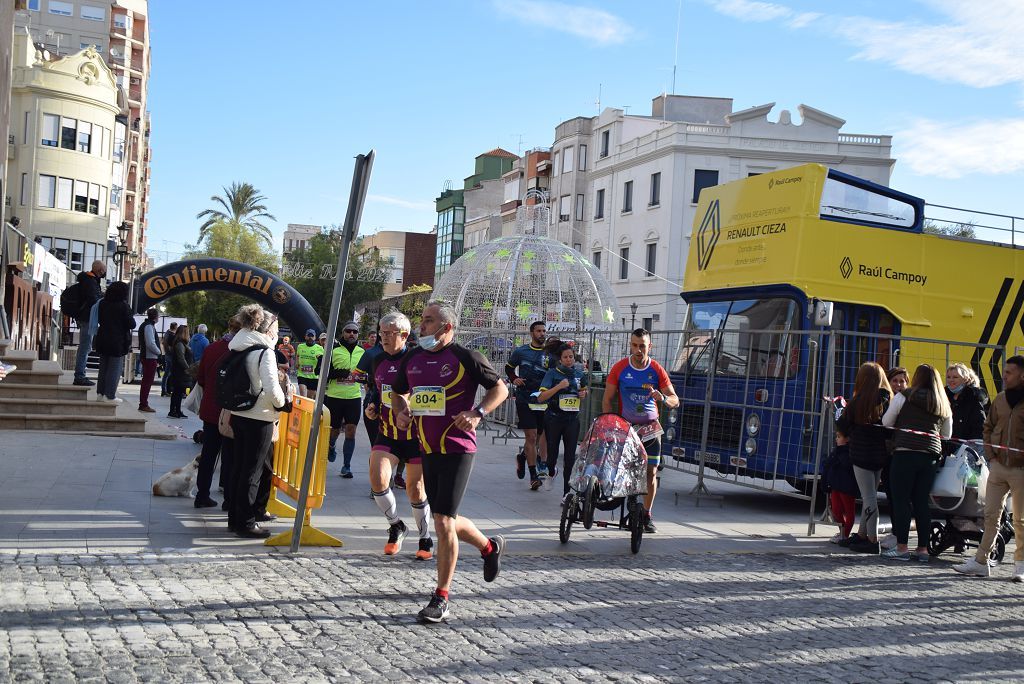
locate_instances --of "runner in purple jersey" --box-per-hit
[392,301,509,623]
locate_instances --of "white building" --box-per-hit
[282,223,320,259]
[546,94,896,331]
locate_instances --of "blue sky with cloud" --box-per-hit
[144,0,1024,263]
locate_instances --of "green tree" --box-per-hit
[196,181,276,247]
[923,219,977,239]
[396,284,433,328]
[163,220,280,338]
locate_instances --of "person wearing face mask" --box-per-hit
[536,343,588,498]
[318,322,364,478]
[945,362,989,442]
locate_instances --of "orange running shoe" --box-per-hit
[415,537,433,561]
[384,520,407,555]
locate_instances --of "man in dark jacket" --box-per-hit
[194,316,241,509]
[73,260,106,386]
[160,322,178,397]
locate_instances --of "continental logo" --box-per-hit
[143,265,274,299]
[696,199,721,271]
[768,175,802,190]
[838,258,927,286]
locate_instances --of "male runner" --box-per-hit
[295,329,324,398]
[319,323,364,477]
[392,300,509,623]
[363,311,433,559]
[505,321,550,489]
[602,328,679,533]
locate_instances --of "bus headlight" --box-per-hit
[744,438,757,455]
[746,413,761,436]
[666,427,676,442]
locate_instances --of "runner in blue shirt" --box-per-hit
[536,342,588,498]
[505,321,550,489]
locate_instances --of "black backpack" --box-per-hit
[216,345,268,411]
[59,282,84,318]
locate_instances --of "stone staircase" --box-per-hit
[0,345,148,435]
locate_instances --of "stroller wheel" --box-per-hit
[582,475,597,530]
[990,537,1006,564]
[628,497,643,554]
[192,430,203,444]
[559,496,574,544]
[926,521,947,557]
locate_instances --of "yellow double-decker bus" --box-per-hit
[668,163,1019,490]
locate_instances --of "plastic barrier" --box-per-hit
[264,395,342,547]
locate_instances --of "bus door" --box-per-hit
[828,304,900,397]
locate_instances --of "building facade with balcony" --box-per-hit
[547,94,896,331]
[6,31,124,275]
[282,223,320,260]
[14,0,152,272]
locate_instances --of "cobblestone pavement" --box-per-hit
[2,549,1023,683]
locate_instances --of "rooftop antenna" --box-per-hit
[595,83,602,114]
[672,0,682,94]
[510,133,525,155]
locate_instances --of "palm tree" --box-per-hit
[196,181,276,246]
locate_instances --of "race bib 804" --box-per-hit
[411,386,445,416]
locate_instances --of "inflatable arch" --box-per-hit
[133,258,325,335]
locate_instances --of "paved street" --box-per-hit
[1,382,1023,682]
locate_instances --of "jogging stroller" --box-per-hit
[559,413,649,554]
[927,443,1016,562]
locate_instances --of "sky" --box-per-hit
[144,0,1024,265]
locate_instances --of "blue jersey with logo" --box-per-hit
[505,343,549,399]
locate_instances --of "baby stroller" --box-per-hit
[559,413,649,554]
[927,443,1016,562]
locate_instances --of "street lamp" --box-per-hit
[630,302,638,330]
[112,221,130,280]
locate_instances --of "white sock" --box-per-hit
[372,487,400,525]
[411,499,431,540]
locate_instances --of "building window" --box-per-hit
[48,1,73,16]
[650,172,661,206]
[693,169,720,203]
[56,177,73,210]
[71,241,85,271]
[27,0,41,10]
[553,151,559,177]
[20,173,28,206]
[643,317,653,331]
[574,194,584,221]
[77,121,91,153]
[600,130,610,158]
[619,247,629,280]
[88,183,101,215]
[578,144,587,171]
[573,243,582,252]
[52,238,69,264]
[60,117,77,150]
[645,243,657,276]
[81,5,106,21]
[622,181,633,213]
[113,14,130,30]
[38,174,56,208]
[558,195,571,222]
[41,114,59,147]
[592,251,601,269]
[23,111,30,144]
[562,146,574,173]
[74,180,88,212]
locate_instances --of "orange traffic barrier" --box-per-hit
[264,395,342,547]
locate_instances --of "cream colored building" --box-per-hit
[7,29,124,273]
[362,230,406,298]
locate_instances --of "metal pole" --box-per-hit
[289,150,375,554]
[807,331,835,536]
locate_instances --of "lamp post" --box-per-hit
[630,302,638,330]
[112,222,130,281]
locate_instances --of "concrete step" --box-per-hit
[0,382,91,400]
[0,397,118,417]
[0,349,37,363]
[4,368,62,386]
[0,413,146,433]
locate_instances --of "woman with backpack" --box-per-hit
[92,281,135,403]
[836,362,892,554]
[168,325,194,419]
[881,364,953,561]
[226,304,291,539]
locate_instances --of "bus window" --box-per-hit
[877,312,896,369]
[820,176,916,228]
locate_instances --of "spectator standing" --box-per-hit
[168,325,194,419]
[228,304,290,538]
[92,281,135,403]
[160,322,178,397]
[72,260,106,386]
[945,362,988,441]
[194,316,241,509]
[887,367,909,394]
[823,434,858,545]
[277,335,296,374]
[952,356,1024,582]
[189,324,210,363]
[136,308,161,412]
[881,364,952,561]
[836,362,892,554]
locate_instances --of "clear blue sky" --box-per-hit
[144,0,1024,264]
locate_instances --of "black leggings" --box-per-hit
[546,412,580,495]
[228,415,274,529]
[888,450,938,547]
[422,453,475,517]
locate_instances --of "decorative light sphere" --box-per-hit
[433,235,621,331]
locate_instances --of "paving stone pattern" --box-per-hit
[1,550,1022,683]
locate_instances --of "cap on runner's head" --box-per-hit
[343,321,359,332]
[305,328,316,337]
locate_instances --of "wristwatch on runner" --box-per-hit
[472,404,489,419]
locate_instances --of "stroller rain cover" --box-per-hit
[570,413,649,499]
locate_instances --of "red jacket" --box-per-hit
[196,336,231,424]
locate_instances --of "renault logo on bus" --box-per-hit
[840,256,853,279]
[697,199,721,271]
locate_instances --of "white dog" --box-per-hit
[152,455,201,497]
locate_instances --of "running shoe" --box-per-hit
[880,547,912,560]
[643,512,657,534]
[537,462,548,477]
[1012,561,1024,583]
[384,520,407,555]
[482,535,505,582]
[530,478,542,491]
[393,474,407,490]
[548,465,557,480]
[952,557,990,577]
[516,448,526,480]
[417,593,449,623]
[327,446,337,463]
[340,466,353,479]
[415,537,433,561]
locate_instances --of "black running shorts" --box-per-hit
[324,397,362,428]
[515,396,546,433]
[422,452,475,518]
[372,435,422,464]
[298,376,318,392]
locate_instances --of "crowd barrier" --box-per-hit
[264,395,342,547]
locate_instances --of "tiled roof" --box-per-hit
[481,147,518,159]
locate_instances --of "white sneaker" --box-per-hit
[1012,562,1024,583]
[100,396,123,404]
[952,557,991,578]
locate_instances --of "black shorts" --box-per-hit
[643,437,662,467]
[422,453,475,518]
[515,397,546,432]
[372,434,422,464]
[298,376,318,392]
[324,397,362,428]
